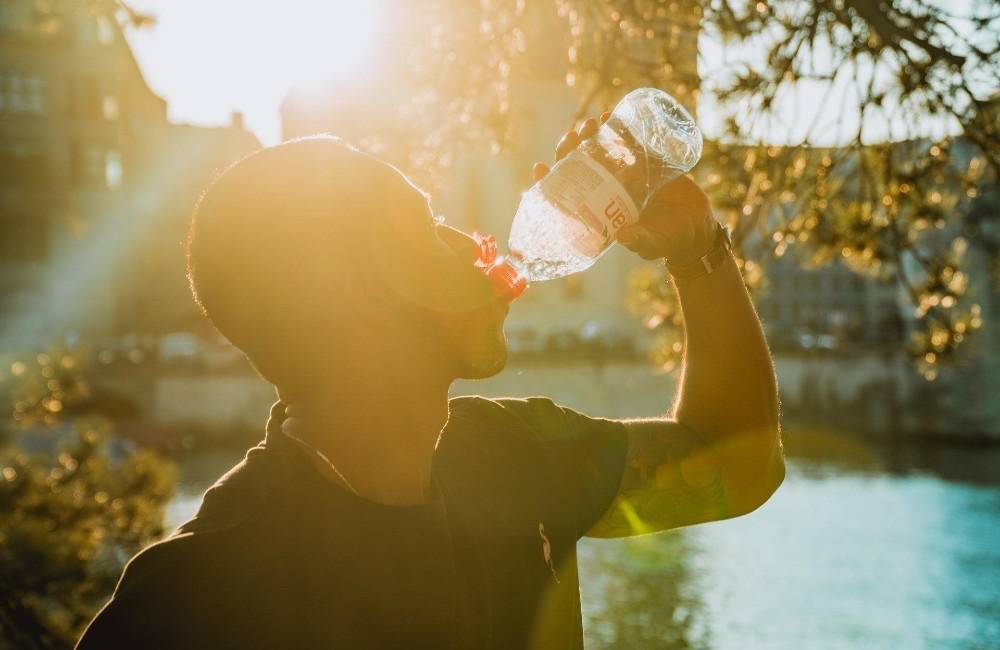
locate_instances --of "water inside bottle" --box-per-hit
[508,186,604,281]
[501,88,701,285]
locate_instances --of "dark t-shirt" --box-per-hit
[77,395,628,649]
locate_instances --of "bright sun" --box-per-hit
[269,0,381,88]
[126,0,383,145]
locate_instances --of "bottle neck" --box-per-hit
[472,231,528,300]
[487,255,528,300]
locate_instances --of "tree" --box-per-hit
[0,348,175,649]
[398,0,1000,377]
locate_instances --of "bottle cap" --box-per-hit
[486,257,528,300]
[473,232,528,300]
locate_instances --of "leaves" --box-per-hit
[0,349,175,649]
[409,0,998,376]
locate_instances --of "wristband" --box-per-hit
[664,222,733,279]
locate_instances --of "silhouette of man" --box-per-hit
[78,119,783,649]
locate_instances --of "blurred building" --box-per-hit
[750,135,1000,437]
[907,136,1000,436]
[756,256,904,351]
[0,3,258,351]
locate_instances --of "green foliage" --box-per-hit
[401,0,999,376]
[0,349,176,649]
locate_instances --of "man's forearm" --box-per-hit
[670,250,784,507]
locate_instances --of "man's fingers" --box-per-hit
[617,225,640,247]
[579,117,598,139]
[550,114,604,169]
[556,115,603,163]
[600,110,610,123]
[532,162,549,183]
[555,129,579,161]
[618,225,669,260]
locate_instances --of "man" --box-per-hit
[78,117,783,649]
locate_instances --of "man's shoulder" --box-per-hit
[78,522,279,648]
[175,444,284,537]
[447,394,577,443]
[448,394,564,427]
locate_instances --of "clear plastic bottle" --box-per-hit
[485,87,702,299]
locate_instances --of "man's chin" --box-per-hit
[457,336,508,379]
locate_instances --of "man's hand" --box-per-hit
[531,114,717,265]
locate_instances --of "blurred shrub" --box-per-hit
[0,348,175,649]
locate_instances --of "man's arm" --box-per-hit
[586,249,784,538]
[535,118,785,538]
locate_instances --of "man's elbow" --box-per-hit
[751,453,785,511]
[729,430,785,516]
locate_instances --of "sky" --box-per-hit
[125,0,384,145]
[124,0,967,148]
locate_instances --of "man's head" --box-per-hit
[186,136,509,395]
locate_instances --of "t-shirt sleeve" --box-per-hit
[77,541,178,649]
[449,396,629,540]
[76,535,214,649]
[551,401,630,537]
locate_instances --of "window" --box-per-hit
[96,16,115,45]
[0,72,46,113]
[105,150,123,189]
[4,73,23,112]
[102,95,119,121]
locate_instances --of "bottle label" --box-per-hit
[541,149,640,257]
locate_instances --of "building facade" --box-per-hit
[0,2,258,352]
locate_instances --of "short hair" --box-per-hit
[186,135,391,384]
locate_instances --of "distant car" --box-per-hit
[159,332,200,362]
[97,334,155,365]
[579,321,602,343]
[816,334,838,350]
[506,327,544,355]
[545,330,580,354]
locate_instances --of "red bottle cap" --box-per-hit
[473,232,528,301]
[487,257,528,300]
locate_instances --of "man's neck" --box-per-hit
[279,372,452,506]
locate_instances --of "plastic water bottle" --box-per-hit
[483,87,702,299]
